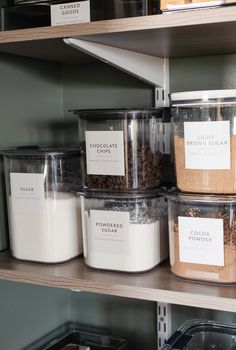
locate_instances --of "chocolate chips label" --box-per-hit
[51,0,90,26]
[85,131,125,176]
[184,121,230,169]
[90,210,129,255]
[10,173,45,215]
[178,216,224,266]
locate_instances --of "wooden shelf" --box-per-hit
[0,251,236,312]
[0,6,236,63]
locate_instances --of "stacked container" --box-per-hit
[2,146,83,263]
[169,89,236,283]
[74,108,174,272]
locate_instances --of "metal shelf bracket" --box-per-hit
[64,38,169,107]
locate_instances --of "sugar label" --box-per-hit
[90,210,129,255]
[184,121,230,169]
[51,0,90,26]
[85,131,125,176]
[178,216,224,266]
[10,173,45,215]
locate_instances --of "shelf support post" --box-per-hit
[64,38,169,107]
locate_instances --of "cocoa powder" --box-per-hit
[170,209,236,283]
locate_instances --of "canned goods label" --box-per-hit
[10,173,44,215]
[178,216,224,266]
[85,131,125,176]
[90,210,130,255]
[51,0,90,26]
[184,120,230,169]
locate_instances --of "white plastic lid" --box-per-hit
[171,89,236,103]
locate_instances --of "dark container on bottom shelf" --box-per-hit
[24,323,128,350]
[161,319,236,350]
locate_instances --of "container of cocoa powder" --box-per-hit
[171,90,236,194]
[73,108,175,192]
[168,192,236,284]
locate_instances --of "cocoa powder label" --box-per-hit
[178,216,224,266]
[184,121,230,169]
[90,210,129,254]
[85,131,125,176]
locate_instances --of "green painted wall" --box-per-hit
[0,280,69,350]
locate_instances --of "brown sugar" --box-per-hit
[174,135,236,194]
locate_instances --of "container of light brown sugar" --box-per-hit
[168,192,236,284]
[171,90,236,194]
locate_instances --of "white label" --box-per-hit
[85,131,125,176]
[90,210,129,255]
[51,0,90,26]
[184,121,230,169]
[178,216,224,266]
[10,173,44,215]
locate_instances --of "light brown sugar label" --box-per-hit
[184,120,230,170]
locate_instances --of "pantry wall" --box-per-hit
[1,50,236,349]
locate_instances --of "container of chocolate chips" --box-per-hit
[73,108,175,192]
[168,192,236,284]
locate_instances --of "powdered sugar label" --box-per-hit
[51,0,90,26]
[184,121,230,169]
[86,131,125,176]
[10,173,44,215]
[90,210,129,254]
[178,216,224,266]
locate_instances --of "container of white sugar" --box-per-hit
[2,146,83,263]
[80,191,169,272]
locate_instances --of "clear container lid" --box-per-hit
[79,189,165,200]
[1,145,81,158]
[71,108,169,120]
[171,89,236,106]
[167,191,236,204]
[162,319,236,349]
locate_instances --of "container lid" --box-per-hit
[171,89,236,106]
[167,191,236,203]
[78,189,165,200]
[71,108,166,120]
[1,145,81,157]
[162,319,236,349]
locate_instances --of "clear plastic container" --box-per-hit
[0,0,159,31]
[171,90,236,194]
[162,319,236,350]
[74,108,174,192]
[2,146,82,263]
[24,323,128,350]
[80,191,169,272]
[168,192,236,283]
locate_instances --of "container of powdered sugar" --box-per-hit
[2,146,83,263]
[171,89,236,194]
[80,191,169,272]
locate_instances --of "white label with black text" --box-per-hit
[10,173,44,215]
[51,0,90,26]
[178,216,224,266]
[184,121,230,169]
[90,210,129,254]
[86,131,125,176]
